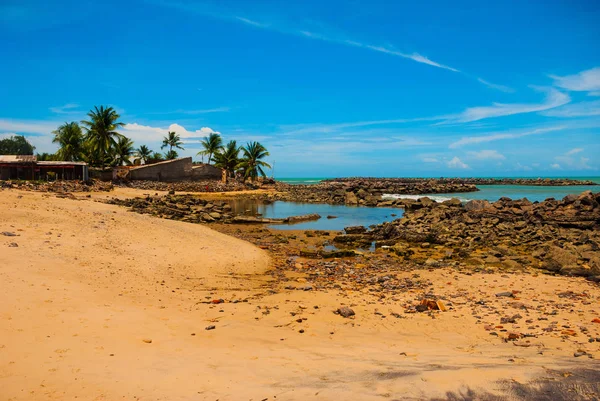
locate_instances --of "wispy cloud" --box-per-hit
[444,87,570,123]
[49,103,81,114]
[147,1,520,91]
[278,117,441,136]
[447,157,469,169]
[235,16,268,28]
[541,100,600,117]
[554,148,593,170]
[449,126,565,148]
[151,1,500,78]
[477,78,515,93]
[466,149,506,160]
[147,107,230,116]
[550,67,600,92]
[422,157,440,163]
[566,148,583,156]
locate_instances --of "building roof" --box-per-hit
[129,157,192,170]
[0,155,37,163]
[37,161,88,166]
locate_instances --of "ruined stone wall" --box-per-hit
[191,164,222,180]
[129,157,193,182]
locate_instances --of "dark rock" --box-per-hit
[336,306,355,318]
[344,226,367,234]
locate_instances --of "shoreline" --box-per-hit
[2,185,600,400]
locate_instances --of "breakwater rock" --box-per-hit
[324,177,598,186]
[266,179,478,205]
[338,191,600,279]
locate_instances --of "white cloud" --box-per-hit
[235,16,268,28]
[49,103,80,114]
[550,67,600,92]
[515,162,532,171]
[566,148,583,156]
[467,149,506,160]
[0,118,59,135]
[550,163,561,169]
[554,148,593,170]
[445,87,570,123]
[541,100,600,117]
[449,126,564,148]
[361,44,459,72]
[422,157,439,163]
[447,157,469,169]
[122,123,221,142]
[589,91,600,97]
[477,78,515,93]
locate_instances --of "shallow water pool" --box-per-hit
[226,200,402,231]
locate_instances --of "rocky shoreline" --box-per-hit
[105,194,323,225]
[339,191,600,280]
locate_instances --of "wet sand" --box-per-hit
[1,188,599,400]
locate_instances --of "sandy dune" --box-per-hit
[1,189,599,401]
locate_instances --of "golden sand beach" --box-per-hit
[1,188,599,400]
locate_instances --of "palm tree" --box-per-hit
[198,133,222,164]
[81,106,124,168]
[135,145,152,164]
[237,141,271,181]
[161,131,184,155]
[36,152,58,161]
[164,149,179,160]
[148,152,164,164]
[113,136,135,166]
[52,122,84,161]
[213,140,240,178]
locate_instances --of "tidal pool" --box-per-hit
[226,200,402,231]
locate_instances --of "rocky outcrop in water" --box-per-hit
[263,179,478,205]
[340,191,600,279]
[105,194,321,225]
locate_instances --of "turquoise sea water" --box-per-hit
[279,176,600,203]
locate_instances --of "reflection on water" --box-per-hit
[226,199,402,231]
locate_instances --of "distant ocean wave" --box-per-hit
[382,193,472,202]
[279,179,323,185]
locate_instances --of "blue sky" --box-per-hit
[1,0,599,177]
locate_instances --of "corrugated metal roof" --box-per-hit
[0,155,37,162]
[37,161,88,166]
[129,157,191,170]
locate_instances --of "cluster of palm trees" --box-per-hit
[49,105,271,180]
[198,133,271,180]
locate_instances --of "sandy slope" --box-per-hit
[1,189,599,401]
